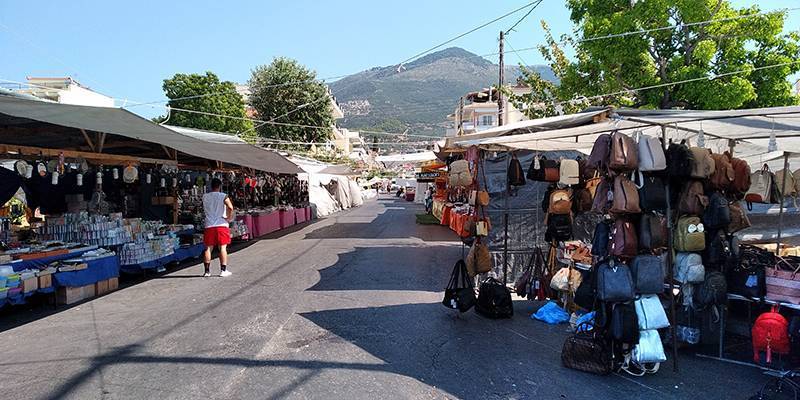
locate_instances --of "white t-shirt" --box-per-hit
[203,191,229,228]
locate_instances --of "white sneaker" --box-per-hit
[219,270,232,277]
[203,272,211,277]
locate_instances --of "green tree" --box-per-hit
[510,1,800,115]
[161,72,254,138]
[248,58,334,142]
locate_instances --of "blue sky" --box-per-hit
[0,0,797,118]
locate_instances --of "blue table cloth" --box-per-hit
[7,247,97,271]
[52,254,119,288]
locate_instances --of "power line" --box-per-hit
[396,1,542,68]
[505,0,543,35]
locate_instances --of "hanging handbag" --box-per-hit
[609,131,639,172]
[585,171,602,198]
[678,180,708,216]
[442,260,476,312]
[703,192,731,231]
[631,254,666,294]
[609,219,638,258]
[466,239,492,277]
[638,212,668,251]
[674,216,706,252]
[527,155,558,182]
[745,165,773,206]
[637,133,666,171]
[675,252,705,284]
[591,220,611,257]
[610,302,640,344]
[514,253,536,297]
[634,295,670,330]
[610,174,641,215]
[709,153,735,191]
[561,322,612,375]
[766,256,800,304]
[508,153,526,186]
[689,147,716,179]
[596,259,635,302]
[574,268,596,310]
[728,244,767,299]
[550,267,582,292]
[633,329,667,364]
[559,159,580,186]
[591,178,612,214]
[635,171,667,212]
[727,201,751,233]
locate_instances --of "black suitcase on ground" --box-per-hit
[475,277,513,319]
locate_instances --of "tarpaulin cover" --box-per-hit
[0,95,301,174]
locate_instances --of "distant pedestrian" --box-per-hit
[203,178,234,277]
[424,186,433,213]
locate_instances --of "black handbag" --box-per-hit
[442,260,476,312]
[610,302,640,344]
[638,212,667,251]
[631,254,665,294]
[573,267,596,311]
[561,322,612,375]
[508,154,526,186]
[727,244,768,298]
[703,192,731,231]
[475,277,513,318]
[596,259,635,302]
[637,172,667,212]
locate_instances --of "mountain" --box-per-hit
[329,47,555,137]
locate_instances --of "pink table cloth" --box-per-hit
[279,210,296,229]
[295,208,307,224]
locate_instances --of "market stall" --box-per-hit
[440,105,800,376]
[0,93,308,306]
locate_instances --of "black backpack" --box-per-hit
[508,154,526,186]
[609,302,639,344]
[638,212,667,251]
[637,173,667,212]
[546,214,573,242]
[696,271,727,308]
[475,277,514,319]
[704,231,731,269]
[573,268,596,311]
[667,140,693,180]
[703,192,731,231]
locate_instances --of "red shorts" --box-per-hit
[204,226,231,247]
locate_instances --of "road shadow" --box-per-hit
[303,204,456,242]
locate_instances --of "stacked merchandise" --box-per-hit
[229,220,248,239]
[119,234,179,266]
[38,213,167,247]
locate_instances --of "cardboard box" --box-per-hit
[95,279,109,296]
[38,274,52,289]
[22,277,38,293]
[56,284,96,305]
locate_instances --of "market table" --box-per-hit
[7,246,99,272]
[440,204,454,226]
[235,214,256,240]
[119,243,204,274]
[279,210,295,229]
[52,254,119,288]
[432,199,446,221]
[295,207,307,224]
[449,212,470,238]
[257,211,281,236]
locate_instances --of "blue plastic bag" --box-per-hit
[575,311,596,332]
[532,301,570,324]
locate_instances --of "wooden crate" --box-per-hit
[22,277,38,293]
[95,280,109,296]
[56,284,96,305]
[108,277,119,291]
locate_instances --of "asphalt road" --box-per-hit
[0,196,770,399]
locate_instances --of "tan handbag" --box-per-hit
[550,267,583,292]
[728,201,751,233]
[466,240,492,277]
[585,171,601,198]
[476,220,489,236]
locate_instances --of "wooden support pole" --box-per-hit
[0,143,177,166]
[80,129,95,152]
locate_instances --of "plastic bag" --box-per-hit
[532,301,570,324]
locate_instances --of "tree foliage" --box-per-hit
[161,72,254,138]
[510,1,800,116]
[248,58,334,143]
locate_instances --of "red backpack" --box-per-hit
[752,306,790,364]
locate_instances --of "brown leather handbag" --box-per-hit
[609,131,639,172]
[678,180,708,216]
[544,161,561,182]
[729,153,752,197]
[466,239,492,277]
[690,147,716,179]
[728,201,751,233]
[610,175,641,214]
[609,219,638,258]
[709,153,735,191]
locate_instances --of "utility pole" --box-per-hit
[498,30,505,126]
[457,96,465,136]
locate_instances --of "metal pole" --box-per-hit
[662,125,679,372]
[503,152,510,285]
[498,30,505,127]
[775,153,790,255]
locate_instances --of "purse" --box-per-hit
[585,171,602,198]
[561,322,612,375]
[514,253,535,297]
[466,239,492,277]
[596,260,635,302]
[610,302,639,344]
[508,153,526,186]
[727,201,751,233]
[442,260,476,312]
[766,256,800,304]
[633,329,667,364]
[550,267,583,292]
[631,254,665,294]
[634,295,670,330]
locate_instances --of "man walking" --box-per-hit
[203,178,234,277]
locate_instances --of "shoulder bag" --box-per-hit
[635,295,670,330]
[561,322,612,375]
[442,260,476,312]
[631,254,666,295]
[596,259,635,302]
[609,131,639,172]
